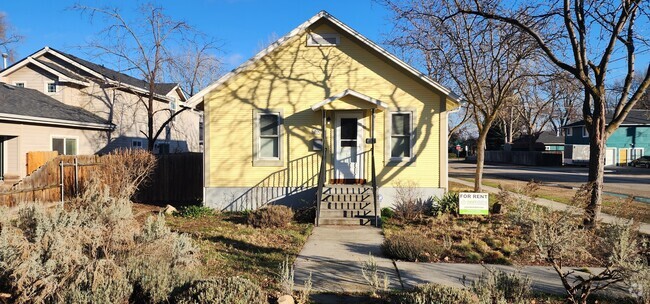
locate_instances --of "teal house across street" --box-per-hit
[562,110,650,166]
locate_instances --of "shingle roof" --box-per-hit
[34,58,86,82]
[0,82,113,128]
[563,110,650,127]
[49,48,179,96]
[513,130,564,145]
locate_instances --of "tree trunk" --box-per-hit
[474,129,489,192]
[584,114,607,229]
[585,132,606,228]
[147,96,155,151]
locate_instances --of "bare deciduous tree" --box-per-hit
[73,3,219,151]
[384,0,538,192]
[0,12,23,63]
[167,38,222,96]
[458,0,650,227]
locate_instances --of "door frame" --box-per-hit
[332,111,365,184]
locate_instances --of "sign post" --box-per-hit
[459,192,489,215]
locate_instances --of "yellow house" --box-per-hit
[187,11,459,225]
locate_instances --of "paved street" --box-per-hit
[449,160,650,198]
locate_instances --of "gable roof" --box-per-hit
[1,47,184,103]
[186,11,460,108]
[563,110,650,128]
[0,82,114,130]
[311,89,388,111]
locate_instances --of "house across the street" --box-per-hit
[187,11,459,225]
[563,109,650,166]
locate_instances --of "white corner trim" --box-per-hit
[0,113,115,130]
[311,89,388,111]
[185,11,459,108]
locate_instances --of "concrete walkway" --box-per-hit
[450,177,650,234]
[294,226,629,298]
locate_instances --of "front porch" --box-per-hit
[311,89,386,226]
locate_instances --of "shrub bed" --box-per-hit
[247,205,294,228]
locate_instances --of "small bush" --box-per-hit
[383,229,440,262]
[381,207,395,219]
[469,267,531,304]
[246,205,294,228]
[293,206,316,224]
[172,277,266,304]
[400,284,476,304]
[393,181,429,221]
[432,192,459,216]
[93,149,157,199]
[360,253,389,296]
[178,205,215,218]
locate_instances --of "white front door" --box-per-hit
[334,112,364,182]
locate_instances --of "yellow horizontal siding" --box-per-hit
[206,23,443,188]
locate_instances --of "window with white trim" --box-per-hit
[565,127,573,136]
[14,82,25,88]
[52,137,77,155]
[258,113,280,159]
[132,139,143,149]
[390,112,413,159]
[46,82,57,93]
[582,127,588,137]
[307,33,340,46]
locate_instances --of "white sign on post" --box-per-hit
[459,192,489,215]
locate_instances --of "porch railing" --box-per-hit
[315,148,327,226]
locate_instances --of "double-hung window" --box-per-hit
[389,112,414,162]
[52,137,77,155]
[254,110,283,166]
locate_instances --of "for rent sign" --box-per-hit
[459,192,489,215]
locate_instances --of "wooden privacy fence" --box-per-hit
[0,155,100,207]
[0,152,203,207]
[134,153,203,206]
[484,150,564,166]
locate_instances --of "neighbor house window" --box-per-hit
[565,127,573,136]
[14,82,25,88]
[254,110,283,166]
[390,112,413,159]
[46,82,57,93]
[582,127,588,137]
[132,139,143,149]
[307,33,340,46]
[52,137,77,155]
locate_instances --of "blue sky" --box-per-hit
[1,0,392,71]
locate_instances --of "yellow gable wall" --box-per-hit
[205,22,445,189]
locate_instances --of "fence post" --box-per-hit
[74,157,79,196]
[60,160,64,203]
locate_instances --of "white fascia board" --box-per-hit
[311,89,388,111]
[0,47,50,77]
[27,58,90,86]
[0,113,115,130]
[186,11,459,108]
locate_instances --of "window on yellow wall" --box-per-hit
[390,112,412,159]
[259,113,280,159]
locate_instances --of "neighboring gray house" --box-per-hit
[0,82,114,181]
[0,46,203,160]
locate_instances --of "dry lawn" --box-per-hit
[455,179,650,223]
[165,211,313,292]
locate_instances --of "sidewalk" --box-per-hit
[450,177,650,234]
[294,226,629,298]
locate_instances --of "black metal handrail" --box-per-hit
[370,108,379,227]
[315,147,327,226]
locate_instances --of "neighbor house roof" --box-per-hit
[1,47,186,102]
[563,110,650,128]
[0,82,114,130]
[185,10,460,109]
[513,131,564,145]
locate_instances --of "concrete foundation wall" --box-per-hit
[204,186,446,211]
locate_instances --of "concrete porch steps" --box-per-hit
[318,184,377,226]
